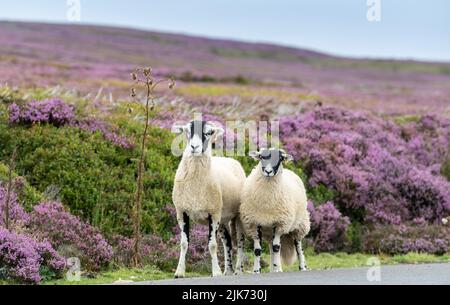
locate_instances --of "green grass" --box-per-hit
[42,266,202,285]
[393,114,421,125]
[278,251,450,272]
[33,251,449,285]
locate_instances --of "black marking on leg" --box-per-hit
[294,239,300,254]
[222,227,232,250]
[183,212,190,243]
[273,264,278,267]
[272,244,280,253]
[221,226,234,270]
[254,248,261,256]
[208,214,213,242]
[257,226,262,242]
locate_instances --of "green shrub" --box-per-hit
[0,161,43,211]
[0,123,178,236]
[0,87,25,105]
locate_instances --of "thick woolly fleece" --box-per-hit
[172,152,246,224]
[240,164,310,265]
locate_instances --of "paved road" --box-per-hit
[134,263,450,285]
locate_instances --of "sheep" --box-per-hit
[240,148,310,273]
[171,120,247,278]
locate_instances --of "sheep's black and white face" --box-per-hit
[172,120,223,156]
[250,148,293,177]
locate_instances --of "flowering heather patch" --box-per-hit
[280,106,450,226]
[2,22,450,114]
[307,201,350,252]
[0,186,29,228]
[29,202,113,271]
[72,118,134,149]
[0,228,65,284]
[9,99,75,126]
[281,106,450,253]
[363,223,450,255]
[111,234,178,270]
[8,99,133,149]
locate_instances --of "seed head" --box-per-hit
[143,67,152,76]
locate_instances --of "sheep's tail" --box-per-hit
[281,235,297,266]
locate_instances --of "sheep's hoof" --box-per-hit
[174,272,185,279]
[224,269,234,276]
[273,269,282,273]
[234,269,243,276]
[300,267,308,272]
[212,269,223,277]
[253,270,261,274]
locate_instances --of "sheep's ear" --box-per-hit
[171,124,188,135]
[281,152,293,163]
[211,126,224,143]
[249,151,261,160]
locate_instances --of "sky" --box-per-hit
[0,0,449,62]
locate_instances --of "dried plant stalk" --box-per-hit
[130,67,175,267]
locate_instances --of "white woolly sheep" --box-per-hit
[171,120,246,278]
[240,148,310,273]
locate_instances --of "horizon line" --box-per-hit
[1,18,450,64]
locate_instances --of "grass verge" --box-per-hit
[34,251,450,285]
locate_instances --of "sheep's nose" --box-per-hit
[264,168,273,174]
[191,144,199,150]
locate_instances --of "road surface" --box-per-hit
[133,263,449,285]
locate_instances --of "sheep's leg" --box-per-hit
[295,239,307,271]
[174,212,189,278]
[234,219,245,275]
[208,214,222,277]
[272,227,282,272]
[252,226,262,274]
[269,239,274,272]
[219,224,234,276]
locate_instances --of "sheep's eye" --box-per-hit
[205,130,214,137]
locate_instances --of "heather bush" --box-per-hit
[280,106,450,227]
[72,118,134,149]
[363,223,450,255]
[307,201,350,252]
[29,201,113,271]
[8,98,133,149]
[111,234,178,271]
[0,186,29,228]
[0,228,65,284]
[9,99,75,126]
